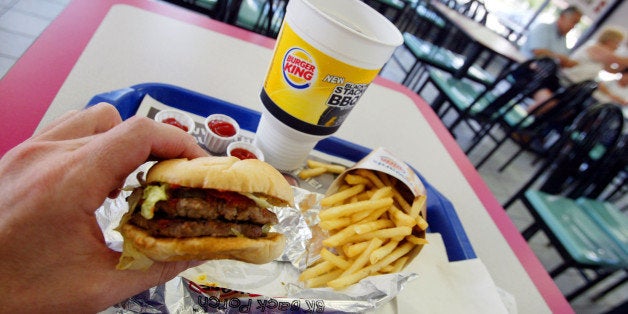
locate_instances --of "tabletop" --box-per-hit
[431,1,526,64]
[0,0,572,313]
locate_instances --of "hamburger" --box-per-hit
[116,156,294,270]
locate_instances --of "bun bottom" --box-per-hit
[120,224,286,264]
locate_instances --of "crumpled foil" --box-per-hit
[96,163,417,313]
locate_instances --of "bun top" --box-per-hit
[146,157,294,205]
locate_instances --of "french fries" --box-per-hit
[298,159,347,179]
[300,169,429,290]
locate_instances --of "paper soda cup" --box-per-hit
[254,0,403,170]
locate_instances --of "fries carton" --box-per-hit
[300,147,428,289]
[326,147,427,219]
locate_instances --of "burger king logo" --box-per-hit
[282,47,316,89]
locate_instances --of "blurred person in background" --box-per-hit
[563,27,628,105]
[521,5,582,113]
[595,67,628,106]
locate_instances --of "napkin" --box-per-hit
[380,233,515,314]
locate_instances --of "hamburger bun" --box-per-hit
[146,157,294,206]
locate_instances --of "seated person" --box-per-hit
[562,27,628,82]
[595,67,628,106]
[520,5,583,113]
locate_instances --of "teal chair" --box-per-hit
[504,103,625,209]
[415,57,557,141]
[394,32,495,89]
[234,0,286,38]
[520,191,628,301]
[163,0,221,19]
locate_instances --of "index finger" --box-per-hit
[35,103,123,140]
[77,116,208,205]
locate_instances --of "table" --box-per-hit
[0,0,572,313]
[431,1,526,77]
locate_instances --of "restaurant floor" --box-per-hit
[1,0,625,313]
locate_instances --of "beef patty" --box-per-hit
[129,186,278,238]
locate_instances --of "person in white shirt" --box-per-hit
[520,6,582,113]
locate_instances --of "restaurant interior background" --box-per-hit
[0,0,626,313]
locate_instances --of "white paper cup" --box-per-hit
[204,114,240,154]
[154,109,195,134]
[255,108,327,171]
[256,0,402,170]
[227,141,265,161]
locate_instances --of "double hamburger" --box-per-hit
[116,156,294,270]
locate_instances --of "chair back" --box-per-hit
[470,57,558,119]
[520,80,599,133]
[539,103,625,198]
[503,103,625,208]
[458,0,488,24]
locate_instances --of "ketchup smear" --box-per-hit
[162,117,188,132]
[207,120,236,137]
[230,148,258,160]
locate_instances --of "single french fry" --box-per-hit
[354,219,395,234]
[344,241,369,258]
[299,260,335,282]
[307,159,347,174]
[341,238,384,276]
[355,169,385,188]
[319,217,351,231]
[344,173,372,186]
[416,214,429,231]
[359,206,390,223]
[328,241,413,290]
[319,198,393,220]
[391,187,412,213]
[356,190,373,201]
[380,265,395,273]
[408,195,426,219]
[369,186,393,200]
[320,248,351,270]
[377,171,394,187]
[306,269,343,288]
[389,256,409,273]
[370,242,415,272]
[406,235,429,245]
[388,205,416,228]
[298,167,327,179]
[327,265,371,290]
[322,224,356,247]
[345,226,412,245]
[320,184,365,207]
[370,240,399,264]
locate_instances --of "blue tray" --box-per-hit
[87,83,476,261]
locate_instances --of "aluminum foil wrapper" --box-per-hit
[97,163,417,313]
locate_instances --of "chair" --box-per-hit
[362,0,409,24]
[396,1,447,41]
[519,191,628,301]
[416,57,558,139]
[234,0,287,38]
[468,80,599,170]
[457,0,489,25]
[503,103,626,209]
[390,32,496,91]
[162,0,222,19]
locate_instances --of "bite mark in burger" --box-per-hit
[116,156,294,270]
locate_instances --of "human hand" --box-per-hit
[0,103,209,312]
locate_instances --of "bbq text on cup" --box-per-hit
[254,0,403,171]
